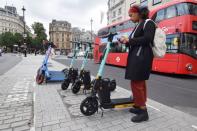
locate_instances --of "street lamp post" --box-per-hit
[90,18,93,59]
[90,18,93,43]
[22,6,27,57]
[22,6,26,40]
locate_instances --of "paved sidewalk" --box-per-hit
[0,55,197,131]
[0,56,35,131]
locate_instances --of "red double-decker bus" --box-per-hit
[94,0,197,74]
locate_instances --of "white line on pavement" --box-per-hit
[192,125,197,130]
[30,91,36,131]
[147,104,161,112]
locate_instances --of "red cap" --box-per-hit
[129,5,140,13]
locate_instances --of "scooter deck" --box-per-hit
[46,71,65,82]
[102,98,134,109]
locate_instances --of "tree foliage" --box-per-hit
[0,22,47,51]
[31,22,47,49]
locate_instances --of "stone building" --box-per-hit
[107,0,172,24]
[49,20,72,54]
[0,5,31,34]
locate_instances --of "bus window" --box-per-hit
[122,44,128,53]
[188,3,197,15]
[110,42,128,53]
[109,26,116,33]
[99,45,106,53]
[193,21,197,30]
[98,28,109,36]
[124,21,135,29]
[154,9,165,22]
[177,3,189,16]
[180,33,197,58]
[116,23,124,32]
[166,34,179,53]
[177,3,197,16]
[166,6,177,19]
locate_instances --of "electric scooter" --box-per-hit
[80,32,134,116]
[61,41,81,90]
[71,42,93,94]
[36,44,66,84]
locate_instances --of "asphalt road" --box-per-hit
[0,53,22,75]
[54,57,197,117]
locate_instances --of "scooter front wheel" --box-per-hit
[36,73,45,84]
[72,81,81,94]
[80,97,98,116]
[61,79,70,90]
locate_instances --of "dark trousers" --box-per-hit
[130,80,147,107]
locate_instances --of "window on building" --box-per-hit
[154,9,165,22]
[57,38,59,42]
[113,11,116,18]
[153,0,162,5]
[140,0,148,7]
[118,8,122,15]
[166,6,177,19]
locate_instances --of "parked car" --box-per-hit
[67,52,75,58]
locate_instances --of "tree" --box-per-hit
[31,22,47,50]
[13,33,23,46]
[0,32,15,47]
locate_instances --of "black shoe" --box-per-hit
[129,107,142,114]
[131,109,149,123]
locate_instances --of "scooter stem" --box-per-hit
[97,42,111,78]
[81,47,90,70]
[70,46,79,68]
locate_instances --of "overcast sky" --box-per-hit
[0,0,108,37]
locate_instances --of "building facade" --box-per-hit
[107,0,172,24]
[49,20,71,53]
[71,27,81,42]
[0,6,31,34]
[71,28,96,51]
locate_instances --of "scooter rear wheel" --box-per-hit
[61,79,70,90]
[72,81,81,94]
[80,97,98,116]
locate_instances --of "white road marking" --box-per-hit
[147,104,161,112]
[192,125,197,130]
